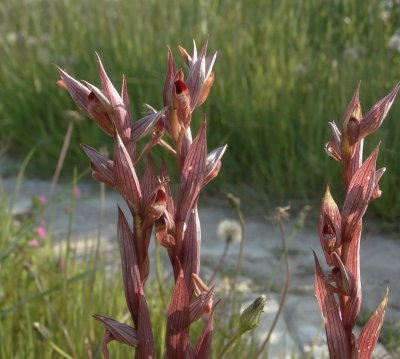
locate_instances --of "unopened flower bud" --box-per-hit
[239,295,267,334]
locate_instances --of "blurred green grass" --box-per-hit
[1,0,400,219]
[0,178,258,358]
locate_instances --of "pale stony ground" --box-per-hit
[1,175,399,359]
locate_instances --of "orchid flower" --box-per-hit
[58,39,225,359]
[315,83,399,358]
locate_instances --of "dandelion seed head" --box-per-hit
[388,32,400,52]
[217,219,241,243]
[343,46,365,60]
[293,63,308,77]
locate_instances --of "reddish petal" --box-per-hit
[204,51,217,80]
[359,83,400,139]
[93,314,138,347]
[203,145,227,187]
[190,287,214,323]
[358,289,389,359]
[163,47,176,107]
[318,186,342,265]
[56,79,67,91]
[341,84,363,170]
[186,53,206,110]
[166,260,190,359]
[198,37,209,59]
[177,121,207,221]
[314,252,350,358]
[155,219,175,248]
[342,224,362,333]
[82,84,114,136]
[136,295,155,359]
[140,156,159,201]
[82,80,112,112]
[161,160,175,217]
[180,39,198,67]
[131,107,167,142]
[173,80,191,129]
[182,207,201,296]
[57,67,91,116]
[194,303,218,359]
[113,131,142,214]
[142,186,167,231]
[325,122,342,162]
[371,167,386,200]
[121,75,133,123]
[194,72,214,109]
[331,252,354,296]
[342,82,361,133]
[96,54,132,140]
[117,207,141,325]
[342,146,378,243]
[81,144,115,187]
[179,45,192,67]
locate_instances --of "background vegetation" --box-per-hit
[1,0,400,218]
[0,168,259,358]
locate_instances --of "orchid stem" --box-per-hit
[155,240,167,310]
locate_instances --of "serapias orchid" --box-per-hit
[315,82,399,359]
[58,39,225,359]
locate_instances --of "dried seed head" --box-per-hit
[268,205,290,224]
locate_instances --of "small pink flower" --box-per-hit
[28,239,40,247]
[38,195,48,206]
[35,223,47,239]
[73,185,81,199]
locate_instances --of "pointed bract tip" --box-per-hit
[356,80,361,92]
[324,185,332,199]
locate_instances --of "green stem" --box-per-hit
[209,239,230,283]
[254,218,291,358]
[93,181,105,272]
[49,121,74,200]
[266,207,309,293]
[227,193,246,309]
[64,167,77,270]
[217,330,241,359]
